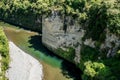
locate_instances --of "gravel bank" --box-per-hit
[6,41,43,80]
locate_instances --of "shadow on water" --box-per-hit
[28,35,56,57]
[28,35,82,80]
[61,61,82,80]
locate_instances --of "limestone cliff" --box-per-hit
[42,11,84,63]
[42,11,120,64]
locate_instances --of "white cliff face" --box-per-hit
[84,38,95,48]
[100,30,120,57]
[42,11,120,63]
[42,11,85,63]
[42,14,63,50]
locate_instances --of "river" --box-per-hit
[0,21,81,80]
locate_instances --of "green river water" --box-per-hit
[0,21,81,80]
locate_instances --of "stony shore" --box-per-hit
[6,41,43,80]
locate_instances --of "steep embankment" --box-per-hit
[0,27,9,80]
[6,42,43,80]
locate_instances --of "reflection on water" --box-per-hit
[2,22,82,80]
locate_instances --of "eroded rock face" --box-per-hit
[100,30,120,57]
[42,11,85,63]
[42,11,120,63]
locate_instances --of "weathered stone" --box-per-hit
[42,11,85,63]
[42,11,120,63]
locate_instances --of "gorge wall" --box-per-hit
[0,8,119,67]
[42,11,84,63]
[0,11,42,32]
[0,9,120,80]
[42,11,120,65]
[0,0,120,79]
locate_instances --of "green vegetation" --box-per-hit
[0,0,119,80]
[56,47,75,61]
[0,27,9,80]
[82,61,113,80]
[0,0,120,34]
[79,44,120,80]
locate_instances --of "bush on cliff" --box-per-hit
[82,61,117,80]
[57,47,75,61]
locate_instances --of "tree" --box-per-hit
[82,61,113,80]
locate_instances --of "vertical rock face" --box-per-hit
[42,11,85,63]
[42,12,63,50]
[100,30,120,57]
[42,11,120,63]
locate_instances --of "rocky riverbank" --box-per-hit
[6,41,43,80]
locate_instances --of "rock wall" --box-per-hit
[42,11,120,64]
[42,11,85,63]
